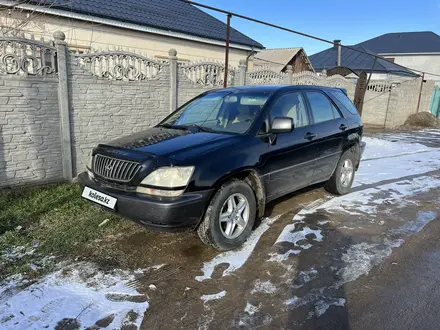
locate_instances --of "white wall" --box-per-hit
[386,54,440,82]
[0,11,253,67]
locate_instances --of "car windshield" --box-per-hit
[160,91,272,134]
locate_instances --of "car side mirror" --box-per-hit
[270,117,294,134]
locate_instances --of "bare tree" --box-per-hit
[0,0,56,37]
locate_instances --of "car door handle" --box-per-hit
[304,132,317,140]
[339,124,348,131]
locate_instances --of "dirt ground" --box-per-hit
[116,129,440,329]
[2,129,440,330]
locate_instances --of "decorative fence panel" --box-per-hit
[246,68,288,85]
[0,34,62,188]
[0,31,436,188]
[75,51,166,81]
[0,37,57,76]
[180,61,235,87]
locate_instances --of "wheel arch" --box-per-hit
[200,168,266,227]
[344,141,361,169]
[344,130,362,168]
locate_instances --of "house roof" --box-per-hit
[310,44,419,77]
[357,31,440,54]
[24,0,263,49]
[253,48,313,72]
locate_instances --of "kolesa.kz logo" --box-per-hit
[89,191,110,205]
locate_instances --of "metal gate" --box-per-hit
[430,86,440,118]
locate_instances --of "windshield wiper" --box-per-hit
[185,124,215,133]
[159,123,216,133]
[157,123,189,130]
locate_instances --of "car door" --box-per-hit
[303,90,348,184]
[264,91,321,201]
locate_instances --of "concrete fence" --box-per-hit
[0,32,435,188]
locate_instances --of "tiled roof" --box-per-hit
[26,0,263,48]
[310,45,419,77]
[357,31,440,54]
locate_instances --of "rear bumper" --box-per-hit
[77,172,213,232]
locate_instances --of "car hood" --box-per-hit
[101,127,242,161]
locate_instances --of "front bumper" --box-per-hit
[360,141,366,157]
[77,172,213,232]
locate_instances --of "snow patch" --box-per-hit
[201,290,227,303]
[0,263,148,329]
[276,224,323,246]
[294,268,318,287]
[300,176,440,227]
[336,241,398,285]
[285,296,299,306]
[394,211,438,235]
[355,149,440,187]
[285,288,346,318]
[337,211,437,286]
[362,137,431,160]
[251,279,277,294]
[314,298,346,317]
[195,215,282,281]
[244,302,260,315]
[197,311,215,330]
[267,249,300,262]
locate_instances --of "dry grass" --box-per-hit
[0,183,139,280]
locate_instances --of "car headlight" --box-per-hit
[88,154,93,170]
[137,166,194,197]
[86,150,95,179]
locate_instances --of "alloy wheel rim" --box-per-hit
[219,193,250,239]
[340,159,354,187]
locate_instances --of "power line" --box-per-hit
[182,0,440,79]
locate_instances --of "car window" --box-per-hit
[161,91,272,134]
[329,90,359,115]
[176,94,224,124]
[305,91,338,124]
[332,103,342,119]
[270,92,309,128]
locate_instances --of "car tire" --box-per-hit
[197,179,257,250]
[325,148,356,195]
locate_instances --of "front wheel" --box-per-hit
[197,179,257,250]
[325,149,356,195]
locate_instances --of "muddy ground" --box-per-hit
[104,129,440,330]
[3,129,440,330]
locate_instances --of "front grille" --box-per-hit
[93,154,141,182]
[94,176,137,192]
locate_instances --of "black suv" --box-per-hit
[78,85,365,250]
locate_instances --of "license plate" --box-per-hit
[82,187,117,209]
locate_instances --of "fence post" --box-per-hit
[54,31,73,182]
[239,59,247,86]
[286,65,293,85]
[169,48,178,113]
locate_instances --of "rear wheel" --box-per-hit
[325,148,356,195]
[197,179,257,250]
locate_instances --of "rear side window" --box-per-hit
[329,90,359,115]
[305,91,340,124]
